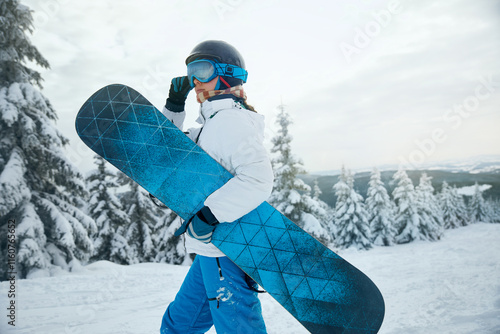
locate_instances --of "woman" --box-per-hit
[160,40,273,333]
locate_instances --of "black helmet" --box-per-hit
[185,40,246,69]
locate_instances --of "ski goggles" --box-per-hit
[187,59,248,87]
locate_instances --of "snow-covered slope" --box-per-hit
[1,223,499,334]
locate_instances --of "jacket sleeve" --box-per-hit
[162,106,186,129]
[203,112,274,223]
[162,106,201,143]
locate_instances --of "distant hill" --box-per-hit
[300,168,500,208]
[313,154,500,176]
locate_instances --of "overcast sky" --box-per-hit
[23,0,500,174]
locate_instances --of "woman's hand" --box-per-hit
[175,206,219,243]
[166,76,193,112]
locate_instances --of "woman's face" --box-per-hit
[193,76,218,95]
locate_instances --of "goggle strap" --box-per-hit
[214,62,247,82]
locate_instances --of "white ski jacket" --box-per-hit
[162,98,274,257]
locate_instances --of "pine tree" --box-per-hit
[439,182,467,229]
[451,186,468,226]
[415,173,443,241]
[269,104,330,244]
[86,156,130,264]
[154,210,189,265]
[301,199,332,245]
[468,183,492,223]
[332,167,372,250]
[310,178,334,238]
[392,169,421,244]
[366,168,396,246]
[486,198,500,223]
[0,1,95,279]
[312,179,322,201]
[119,175,163,263]
[269,103,310,221]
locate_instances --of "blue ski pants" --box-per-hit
[160,255,267,334]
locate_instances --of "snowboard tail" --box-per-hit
[76,84,384,333]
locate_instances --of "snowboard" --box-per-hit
[75,84,385,334]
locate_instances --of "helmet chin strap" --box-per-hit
[219,76,231,89]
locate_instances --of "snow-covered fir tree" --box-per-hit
[268,104,330,244]
[307,178,334,239]
[366,168,396,246]
[119,175,164,263]
[301,199,332,245]
[86,156,130,264]
[0,1,95,279]
[332,167,372,250]
[439,182,468,229]
[468,183,492,223]
[391,169,421,244]
[451,185,469,225]
[486,198,500,223]
[312,178,322,201]
[154,210,189,265]
[415,173,443,240]
[268,103,310,220]
[86,162,187,265]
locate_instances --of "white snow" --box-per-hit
[0,149,31,216]
[456,184,492,196]
[0,87,19,126]
[302,212,323,236]
[1,223,499,334]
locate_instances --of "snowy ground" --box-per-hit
[1,223,499,334]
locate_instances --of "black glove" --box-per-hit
[166,76,193,112]
[174,206,219,244]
